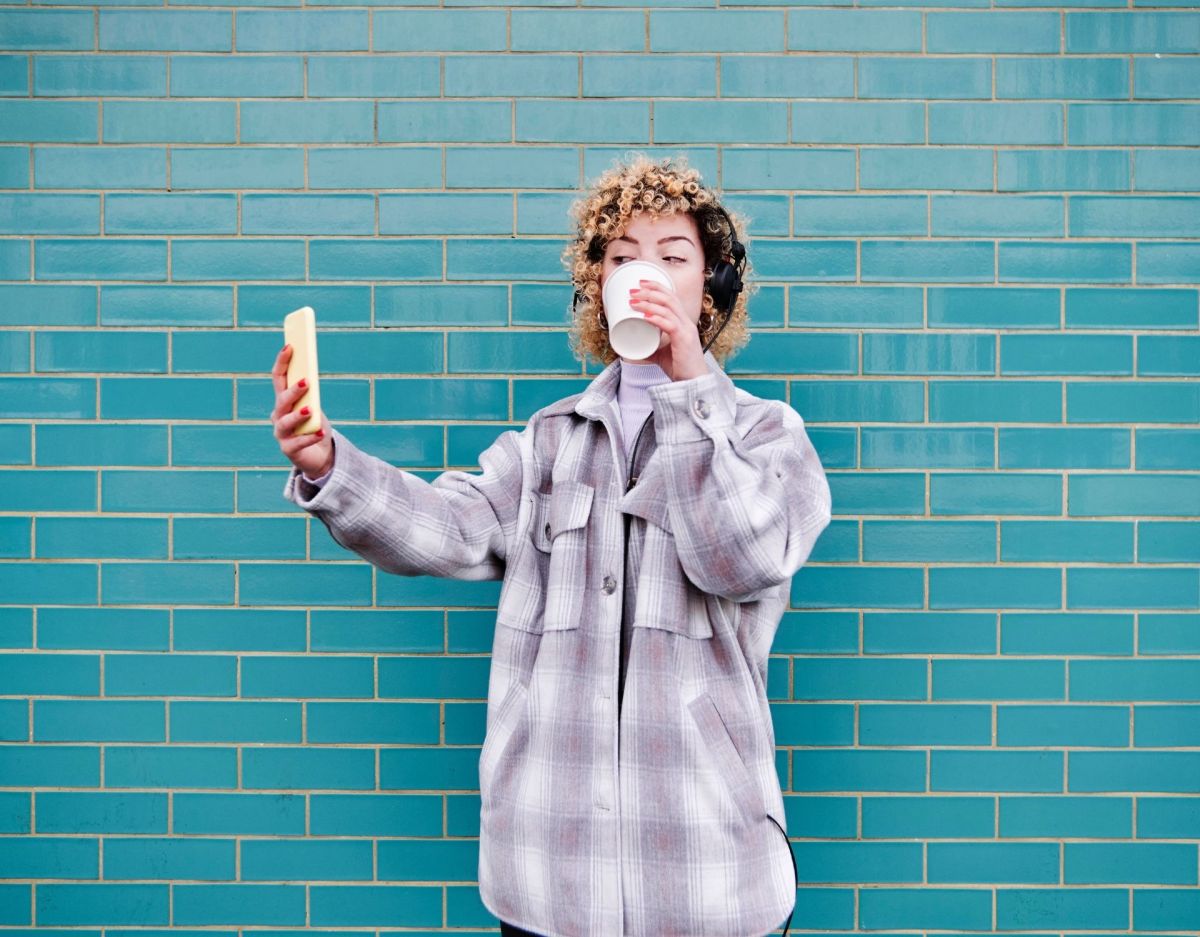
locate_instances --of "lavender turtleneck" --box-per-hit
[614,358,672,458]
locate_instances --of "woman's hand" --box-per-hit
[628,279,709,382]
[272,343,334,480]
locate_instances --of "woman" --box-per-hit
[272,155,832,937]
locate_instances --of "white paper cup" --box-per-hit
[601,260,675,361]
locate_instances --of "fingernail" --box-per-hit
[316,429,324,438]
[300,407,310,416]
[298,378,307,388]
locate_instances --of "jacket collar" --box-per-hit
[553,349,732,423]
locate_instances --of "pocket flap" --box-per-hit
[619,467,671,533]
[533,479,594,551]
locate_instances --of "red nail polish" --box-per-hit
[316,429,324,438]
[298,378,307,388]
[300,407,310,416]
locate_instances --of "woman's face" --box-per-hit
[598,211,707,362]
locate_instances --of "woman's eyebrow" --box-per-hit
[613,234,695,247]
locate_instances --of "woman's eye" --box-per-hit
[611,255,683,264]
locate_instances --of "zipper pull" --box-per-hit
[626,474,637,492]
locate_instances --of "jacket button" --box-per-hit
[601,575,617,594]
[544,522,551,540]
[694,398,710,419]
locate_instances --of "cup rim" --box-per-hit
[601,259,676,306]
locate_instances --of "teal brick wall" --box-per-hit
[1,3,1198,933]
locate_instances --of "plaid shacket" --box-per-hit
[282,349,833,937]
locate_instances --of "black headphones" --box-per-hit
[571,202,747,356]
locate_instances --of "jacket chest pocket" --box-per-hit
[631,494,715,641]
[495,479,595,634]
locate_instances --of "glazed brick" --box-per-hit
[998,57,1128,101]
[308,56,438,98]
[36,883,170,925]
[379,101,510,143]
[35,56,165,97]
[792,102,924,144]
[860,704,991,746]
[1069,196,1200,238]
[170,697,295,745]
[104,746,235,789]
[243,747,375,791]
[308,884,442,927]
[517,100,649,143]
[787,10,922,52]
[35,700,164,744]
[241,656,374,699]
[0,652,98,696]
[102,102,235,144]
[374,11,506,52]
[1066,12,1200,54]
[103,837,235,882]
[309,793,441,837]
[724,149,855,191]
[36,791,167,835]
[998,428,1131,470]
[0,101,97,143]
[859,57,991,100]
[720,56,852,99]
[105,654,235,697]
[171,56,304,98]
[649,11,784,53]
[240,101,374,144]
[790,750,926,792]
[584,55,714,98]
[861,148,993,191]
[446,54,576,97]
[926,379,1060,424]
[172,791,305,836]
[448,145,578,189]
[998,705,1129,748]
[101,285,232,326]
[236,12,368,53]
[170,148,304,190]
[172,884,305,925]
[0,11,94,51]
[36,146,165,190]
[99,11,232,53]
[928,12,1060,53]
[1000,795,1132,839]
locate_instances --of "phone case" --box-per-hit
[283,306,322,436]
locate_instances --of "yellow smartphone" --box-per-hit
[283,306,322,436]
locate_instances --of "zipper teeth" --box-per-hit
[627,413,652,492]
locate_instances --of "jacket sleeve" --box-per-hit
[282,423,530,582]
[648,370,832,604]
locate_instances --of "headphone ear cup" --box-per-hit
[707,261,737,315]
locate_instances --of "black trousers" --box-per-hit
[500,921,545,937]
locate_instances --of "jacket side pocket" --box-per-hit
[686,689,765,828]
[478,680,531,807]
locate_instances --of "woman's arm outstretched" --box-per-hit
[272,344,528,582]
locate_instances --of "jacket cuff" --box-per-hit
[281,427,374,524]
[647,369,736,446]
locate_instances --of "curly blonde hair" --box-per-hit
[561,153,756,368]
